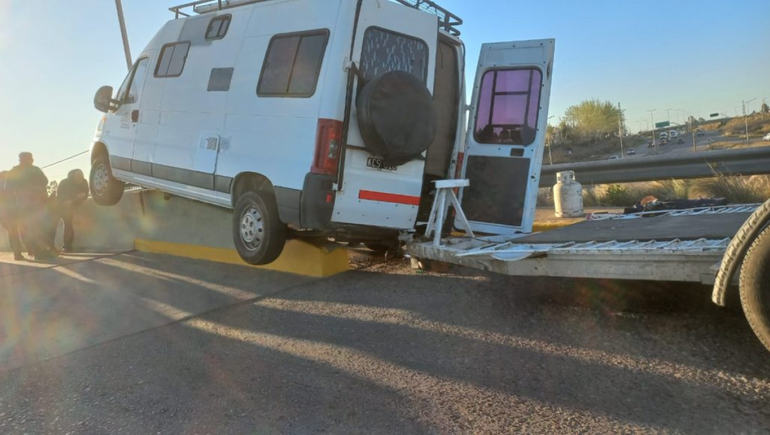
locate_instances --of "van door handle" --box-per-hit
[131,110,139,123]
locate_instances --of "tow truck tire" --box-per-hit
[90,155,125,206]
[740,225,770,352]
[233,191,286,265]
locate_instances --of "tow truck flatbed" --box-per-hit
[408,205,760,284]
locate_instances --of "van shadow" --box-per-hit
[195,267,770,433]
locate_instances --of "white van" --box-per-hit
[90,0,555,264]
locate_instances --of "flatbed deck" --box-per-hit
[408,205,760,284]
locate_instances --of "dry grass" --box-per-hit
[691,175,770,204]
[721,114,770,138]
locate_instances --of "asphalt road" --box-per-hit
[1,252,770,434]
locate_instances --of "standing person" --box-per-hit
[6,152,56,261]
[0,171,25,260]
[54,169,89,253]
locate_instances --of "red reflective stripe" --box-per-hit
[359,190,421,206]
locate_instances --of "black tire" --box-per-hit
[740,225,770,352]
[90,155,125,206]
[232,191,286,265]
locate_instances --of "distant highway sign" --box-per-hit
[655,121,670,128]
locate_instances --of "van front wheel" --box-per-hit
[90,156,125,206]
[233,191,286,265]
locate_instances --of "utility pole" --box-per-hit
[618,102,624,158]
[692,116,697,152]
[116,0,132,71]
[647,109,657,153]
[744,98,757,143]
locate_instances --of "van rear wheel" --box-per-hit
[233,191,286,265]
[90,155,125,206]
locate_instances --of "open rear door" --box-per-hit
[458,39,555,235]
[331,0,437,230]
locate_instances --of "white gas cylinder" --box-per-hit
[553,170,584,218]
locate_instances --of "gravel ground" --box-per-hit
[1,254,769,434]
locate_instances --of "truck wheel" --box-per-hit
[740,225,770,352]
[233,191,286,265]
[90,155,125,206]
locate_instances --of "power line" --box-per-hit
[41,150,90,170]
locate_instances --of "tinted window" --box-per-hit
[155,42,191,78]
[258,30,328,97]
[206,15,231,40]
[359,27,429,83]
[208,67,234,92]
[474,69,542,146]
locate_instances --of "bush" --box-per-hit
[648,179,691,200]
[692,175,770,203]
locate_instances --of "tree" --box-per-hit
[562,99,623,142]
[47,180,58,196]
[762,102,769,114]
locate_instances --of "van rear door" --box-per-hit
[458,39,555,235]
[331,1,437,230]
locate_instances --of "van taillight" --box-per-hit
[312,119,344,176]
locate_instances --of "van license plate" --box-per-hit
[366,157,397,172]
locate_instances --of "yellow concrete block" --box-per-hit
[134,239,349,278]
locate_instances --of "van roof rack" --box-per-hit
[169,0,463,36]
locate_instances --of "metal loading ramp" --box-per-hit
[408,205,761,284]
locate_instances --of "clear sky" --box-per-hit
[0,0,768,174]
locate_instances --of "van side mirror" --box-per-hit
[94,86,116,113]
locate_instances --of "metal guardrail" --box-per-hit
[539,146,770,187]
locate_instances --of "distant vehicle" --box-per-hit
[626,148,636,155]
[659,132,668,139]
[608,155,620,160]
[764,133,770,141]
[661,139,668,145]
[697,130,705,136]
[669,130,678,138]
[676,137,685,144]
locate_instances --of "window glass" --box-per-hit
[206,15,231,40]
[258,30,328,97]
[474,69,542,146]
[208,67,234,92]
[259,36,300,95]
[288,34,327,95]
[126,58,149,104]
[359,27,428,83]
[155,42,191,78]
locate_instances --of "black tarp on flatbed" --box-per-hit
[514,213,752,244]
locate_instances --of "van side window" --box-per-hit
[359,27,429,84]
[206,15,231,40]
[474,68,543,146]
[155,42,191,78]
[116,57,149,106]
[257,30,329,98]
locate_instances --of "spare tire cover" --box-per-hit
[356,71,437,166]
